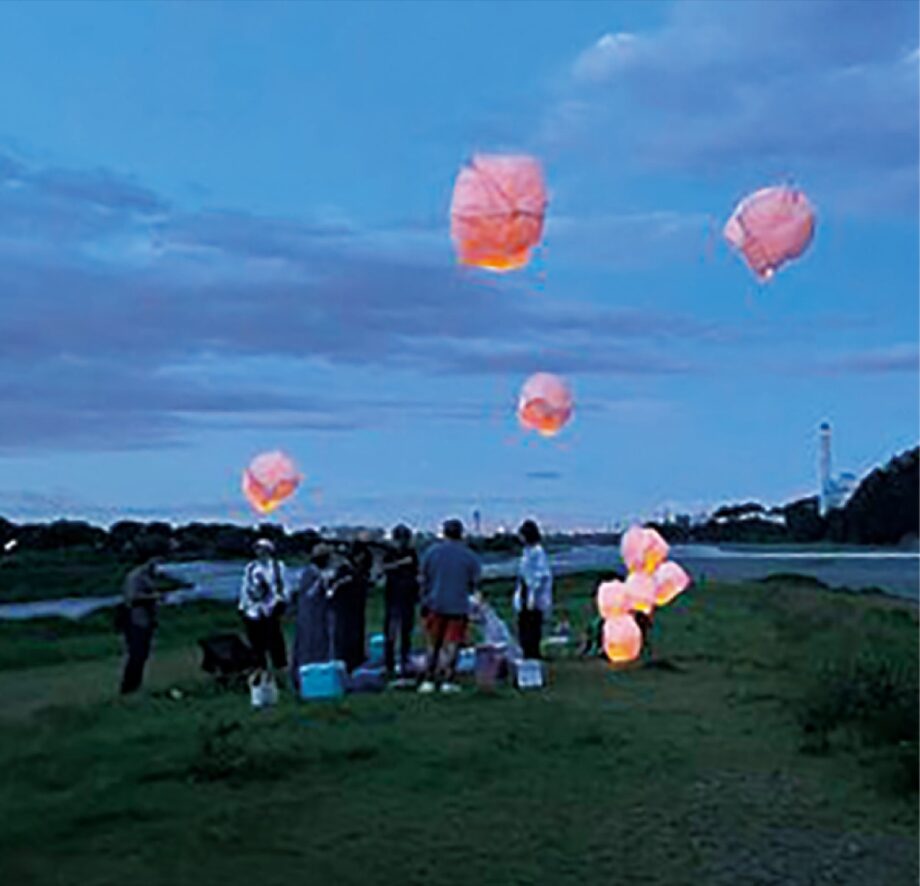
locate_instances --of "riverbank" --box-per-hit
[0,573,916,886]
[4,540,917,622]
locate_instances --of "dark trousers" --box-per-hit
[518,609,544,659]
[333,584,367,673]
[384,595,415,674]
[242,611,288,670]
[121,620,155,694]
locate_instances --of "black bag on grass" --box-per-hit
[198,633,259,678]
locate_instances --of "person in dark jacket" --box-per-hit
[119,555,165,694]
[289,544,335,690]
[380,524,420,679]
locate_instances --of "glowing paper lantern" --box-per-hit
[242,450,302,515]
[597,580,629,619]
[450,153,547,272]
[620,525,669,575]
[517,372,573,437]
[603,615,643,664]
[623,571,656,614]
[653,561,691,607]
[724,185,815,281]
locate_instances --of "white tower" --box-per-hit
[818,421,832,515]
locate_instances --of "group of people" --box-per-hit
[118,517,557,696]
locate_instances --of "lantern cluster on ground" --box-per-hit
[596,526,691,664]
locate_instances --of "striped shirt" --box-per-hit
[239,558,287,619]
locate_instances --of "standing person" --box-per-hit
[289,544,335,690]
[345,533,374,672]
[239,539,288,684]
[328,549,362,671]
[380,524,420,681]
[514,519,553,659]
[418,518,481,694]
[119,555,166,694]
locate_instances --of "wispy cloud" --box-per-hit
[802,343,920,376]
[539,0,919,216]
[0,149,742,453]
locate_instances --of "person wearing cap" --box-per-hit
[239,538,289,681]
[418,518,481,694]
[288,543,338,690]
[380,524,420,681]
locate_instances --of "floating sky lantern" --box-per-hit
[603,614,643,664]
[620,525,669,575]
[517,372,573,437]
[723,185,815,281]
[242,450,302,515]
[652,561,691,607]
[450,153,547,272]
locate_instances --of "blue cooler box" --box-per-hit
[299,661,346,700]
[367,633,386,667]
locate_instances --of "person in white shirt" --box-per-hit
[513,519,553,659]
[239,538,288,680]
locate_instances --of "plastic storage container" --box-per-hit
[455,647,476,675]
[510,658,544,690]
[474,644,507,690]
[298,661,346,700]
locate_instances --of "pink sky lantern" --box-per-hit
[623,571,656,614]
[723,185,815,281]
[450,153,547,272]
[620,525,669,575]
[653,561,691,607]
[517,372,573,437]
[242,450,302,515]
[597,579,629,619]
[603,614,643,664]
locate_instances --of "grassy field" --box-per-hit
[0,573,916,886]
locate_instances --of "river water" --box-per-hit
[0,544,916,621]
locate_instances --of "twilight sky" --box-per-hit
[0,0,917,531]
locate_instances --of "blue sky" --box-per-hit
[0,0,916,531]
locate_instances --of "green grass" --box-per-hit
[0,574,916,886]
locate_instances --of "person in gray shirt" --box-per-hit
[418,518,481,694]
[119,555,165,694]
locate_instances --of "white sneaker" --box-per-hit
[417,681,436,694]
[440,682,461,694]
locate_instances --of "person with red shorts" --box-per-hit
[418,518,481,694]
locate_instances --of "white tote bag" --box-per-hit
[249,670,279,708]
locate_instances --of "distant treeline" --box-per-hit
[1,447,916,557]
[652,447,919,547]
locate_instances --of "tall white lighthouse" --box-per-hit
[818,421,832,515]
